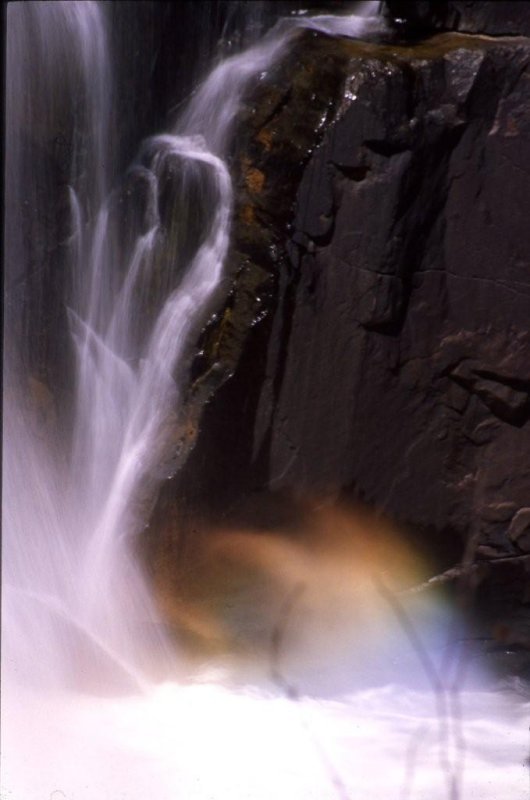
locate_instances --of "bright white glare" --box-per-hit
[2,675,528,800]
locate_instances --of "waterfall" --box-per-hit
[7,4,527,800]
[3,0,382,692]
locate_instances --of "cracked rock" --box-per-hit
[508,508,530,552]
[161,22,530,636]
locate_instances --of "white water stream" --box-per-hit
[3,2,529,799]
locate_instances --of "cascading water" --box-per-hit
[3,2,529,799]
[4,0,382,693]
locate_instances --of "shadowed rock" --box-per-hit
[162,22,530,647]
[385,1,530,38]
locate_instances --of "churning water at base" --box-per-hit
[3,2,530,799]
[3,669,529,799]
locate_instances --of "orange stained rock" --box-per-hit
[256,128,273,151]
[245,166,265,194]
[240,204,255,224]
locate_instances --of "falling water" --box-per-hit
[3,0,383,694]
[3,2,529,799]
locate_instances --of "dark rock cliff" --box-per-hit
[386,1,530,38]
[160,13,530,645]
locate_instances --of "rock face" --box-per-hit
[167,21,530,640]
[386,1,530,38]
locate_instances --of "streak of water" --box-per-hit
[4,0,385,691]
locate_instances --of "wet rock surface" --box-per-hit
[386,1,530,38]
[164,24,530,650]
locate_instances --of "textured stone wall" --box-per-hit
[386,1,530,38]
[169,11,530,642]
